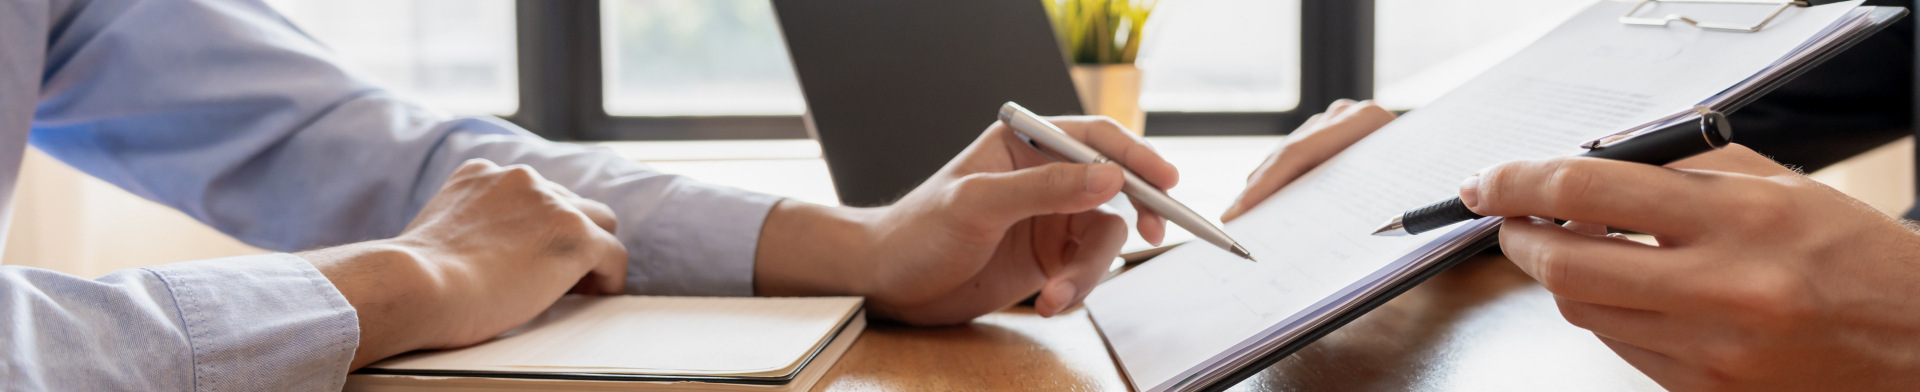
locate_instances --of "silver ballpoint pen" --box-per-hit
[998,102,1256,262]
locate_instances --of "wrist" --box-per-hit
[298,240,440,369]
[754,199,885,298]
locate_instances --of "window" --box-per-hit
[1138,0,1301,112]
[265,0,518,116]
[1373,0,1592,109]
[601,0,805,116]
[594,0,1304,116]
[267,1,1393,140]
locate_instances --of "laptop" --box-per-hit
[772,0,1085,206]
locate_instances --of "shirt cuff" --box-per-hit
[143,253,359,391]
[623,179,781,296]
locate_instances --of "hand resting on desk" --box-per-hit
[300,160,629,369]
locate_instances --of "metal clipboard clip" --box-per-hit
[1580,106,1728,149]
[1620,0,1845,32]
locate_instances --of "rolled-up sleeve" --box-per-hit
[0,254,360,391]
[29,0,780,297]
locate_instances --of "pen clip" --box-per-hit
[1001,101,1112,164]
[1013,129,1036,146]
[1011,123,1091,165]
[1580,105,1719,149]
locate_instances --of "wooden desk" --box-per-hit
[812,306,1127,391]
[811,253,1661,391]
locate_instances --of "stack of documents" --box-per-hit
[1085,1,1900,391]
[346,296,865,392]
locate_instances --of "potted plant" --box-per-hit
[1043,0,1155,135]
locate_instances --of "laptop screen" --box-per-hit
[774,0,1084,206]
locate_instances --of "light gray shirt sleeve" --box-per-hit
[0,254,359,391]
[29,0,778,297]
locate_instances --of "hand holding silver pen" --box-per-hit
[999,102,1258,262]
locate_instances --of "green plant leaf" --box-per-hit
[1043,0,1154,64]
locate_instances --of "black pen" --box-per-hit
[1371,107,1734,236]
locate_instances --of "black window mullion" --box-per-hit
[509,0,604,141]
[588,116,808,141]
[1299,0,1375,116]
[1143,112,1296,136]
[1146,0,1373,137]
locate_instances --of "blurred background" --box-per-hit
[7,0,1911,277]
[240,0,1595,118]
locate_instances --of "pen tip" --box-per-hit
[1230,244,1256,262]
[1371,216,1410,236]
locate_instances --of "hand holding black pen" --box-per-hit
[1372,107,1735,236]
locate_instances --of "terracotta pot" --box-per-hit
[1069,64,1146,136]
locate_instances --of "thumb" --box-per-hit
[953,163,1124,226]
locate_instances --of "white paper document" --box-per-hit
[1085,1,1873,391]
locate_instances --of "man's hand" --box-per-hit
[1224,99,1394,222]
[1465,144,1920,390]
[754,116,1175,325]
[301,160,627,369]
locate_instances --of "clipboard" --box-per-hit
[1620,0,1851,32]
[1176,4,1910,392]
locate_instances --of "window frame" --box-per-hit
[504,0,1372,141]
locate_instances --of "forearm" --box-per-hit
[752,200,883,297]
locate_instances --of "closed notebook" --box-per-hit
[346,295,865,392]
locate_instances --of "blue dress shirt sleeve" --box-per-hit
[29,0,779,296]
[0,254,359,391]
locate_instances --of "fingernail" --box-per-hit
[1087,164,1122,194]
[1042,281,1078,316]
[1459,175,1481,209]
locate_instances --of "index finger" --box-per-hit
[1470,156,1731,240]
[1049,116,1180,191]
